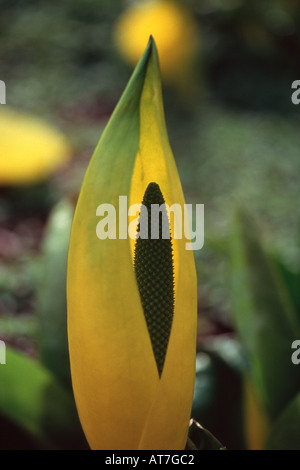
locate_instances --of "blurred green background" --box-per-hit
[0,0,300,450]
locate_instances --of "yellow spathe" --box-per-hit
[67,37,197,450]
[0,107,71,185]
[114,0,198,84]
[243,376,270,450]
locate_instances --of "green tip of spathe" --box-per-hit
[109,34,161,120]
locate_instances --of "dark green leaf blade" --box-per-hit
[230,208,300,421]
[187,419,226,450]
[36,199,74,387]
[0,347,86,449]
[266,393,300,450]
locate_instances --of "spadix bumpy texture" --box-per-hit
[134,182,175,378]
[67,38,197,450]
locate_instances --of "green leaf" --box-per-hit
[0,346,86,449]
[230,208,300,421]
[266,393,300,450]
[187,419,226,450]
[191,340,247,450]
[272,256,300,320]
[36,199,74,387]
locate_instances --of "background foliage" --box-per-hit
[0,0,300,449]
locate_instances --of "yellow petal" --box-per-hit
[67,37,197,450]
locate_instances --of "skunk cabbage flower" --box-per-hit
[67,37,197,450]
[0,107,71,185]
[114,0,198,86]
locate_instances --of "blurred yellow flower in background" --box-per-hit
[114,0,199,91]
[0,107,71,186]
